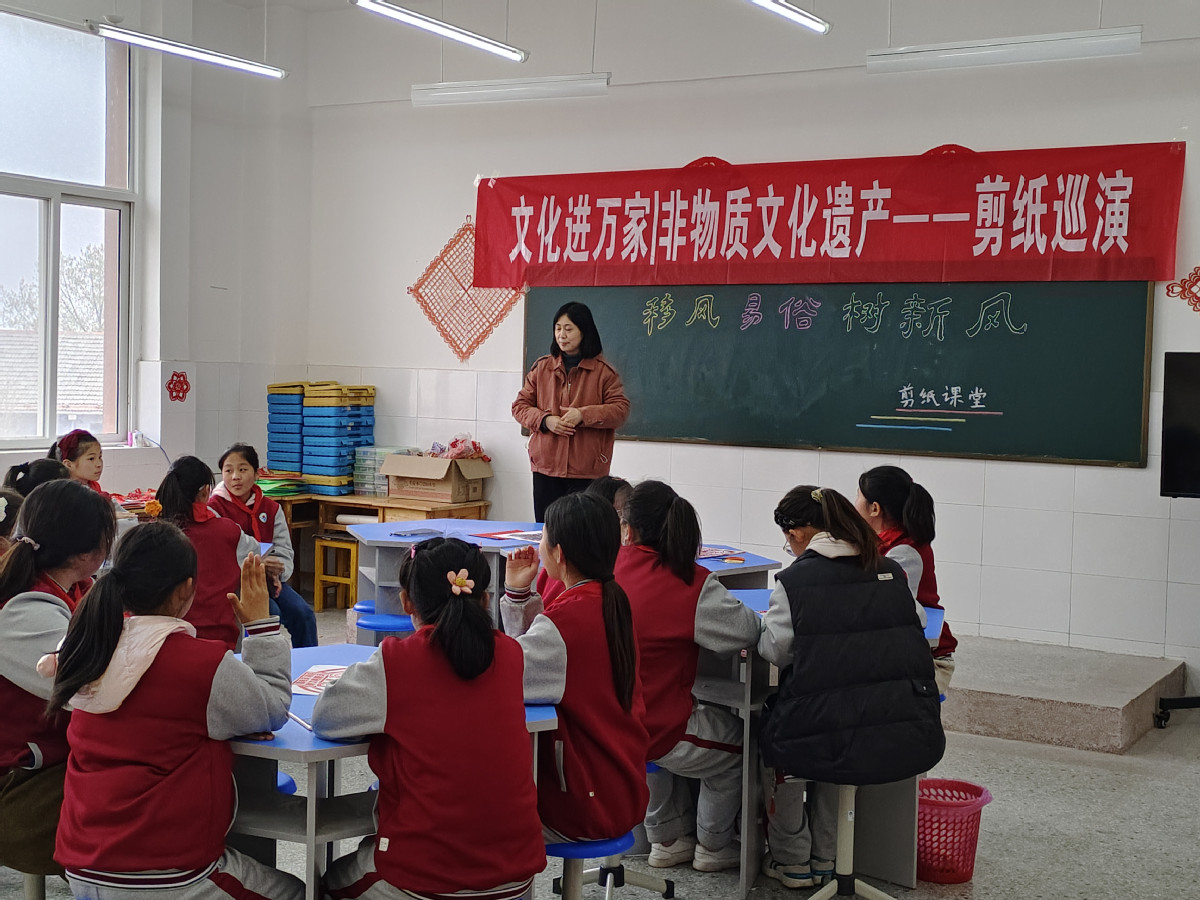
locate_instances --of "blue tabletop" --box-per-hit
[699,546,782,575]
[232,643,557,759]
[349,519,540,551]
[731,588,945,639]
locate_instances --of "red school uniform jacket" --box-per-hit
[533,581,649,840]
[207,484,279,544]
[181,517,243,650]
[877,527,958,658]
[370,629,545,895]
[55,633,232,873]
[0,575,90,771]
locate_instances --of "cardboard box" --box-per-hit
[379,454,494,503]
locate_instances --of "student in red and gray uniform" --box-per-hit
[502,492,649,842]
[157,456,258,651]
[855,465,957,696]
[314,538,545,900]
[0,481,115,877]
[615,480,762,873]
[48,523,301,900]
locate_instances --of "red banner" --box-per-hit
[474,142,1184,287]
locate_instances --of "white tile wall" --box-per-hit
[983,506,1072,571]
[899,455,986,506]
[1069,634,1166,658]
[610,440,672,482]
[682,484,743,546]
[1072,513,1169,582]
[984,459,1075,511]
[978,623,1069,645]
[1167,519,1200,585]
[1073,458,1170,518]
[817,451,901,496]
[475,371,523,423]
[417,370,478,420]
[671,443,744,489]
[473,420,531,475]
[936,503,985,566]
[1070,573,1166,644]
[979,565,1072,633]
[937,561,982,628]
[1165,583,1200,649]
[362,367,419,418]
[742,447,820,493]
[741,490,786,548]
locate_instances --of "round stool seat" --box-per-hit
[356,613,414,633]
[545,831,635,860]
[352,599,376,614]
[276,772,297,795]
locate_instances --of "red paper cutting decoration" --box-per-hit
[409,217,524,362]
[165,371,191,402]
[1167,265,1200,314]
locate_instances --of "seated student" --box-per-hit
[46,523,302,900]
[757,486,944,889]
[0,480,116,877]
[855,465,957,695]
[314,538,545,900]
[535,474,631,608]
[615,480,762,872]
[4,459,69,498]
[0,488,23,556]
[48,430,107,496]
[209,443,318,647]
[502,492,650,841]
[157,456,257,651]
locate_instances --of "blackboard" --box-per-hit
[523,281,1151,465]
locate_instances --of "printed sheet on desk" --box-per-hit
[292,665,346,695]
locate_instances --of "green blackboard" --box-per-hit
[523,282,1151,465]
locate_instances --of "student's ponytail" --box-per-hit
[775,484,881,570]
[624,480,702,585]
[544,493,637,712]
[400,538,495,681]
[48,521,198,713]
[156,456,214,525]
[0,480,116,607]
[858,465,936,545]
[4,459,69,498]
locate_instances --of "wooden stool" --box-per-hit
[313,534,358,611]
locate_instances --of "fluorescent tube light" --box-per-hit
[866,26,1141,74]
[749,0,831,35]
[412,73,610,107]
[86,20,287,78]
[351,0,529,63]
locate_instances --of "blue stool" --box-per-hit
[352,599,375,614]
[547,832,673,900]
[355,613,415,646]
[276,772,297,795]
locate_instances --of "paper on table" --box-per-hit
[388,526,442,538]
[292,664,347,695]
[698,546,740,559]
[259,542,273,556]
[503,531,542,544]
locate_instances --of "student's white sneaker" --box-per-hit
[762,852,815,888]
[693,841,740,872]
[811,857,835,885]
[647,836,697,868]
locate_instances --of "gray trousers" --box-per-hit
[645,703,744,851]
[762,772,838,865]
[66,848,304,900]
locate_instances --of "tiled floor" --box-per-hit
[7,609,1200,900]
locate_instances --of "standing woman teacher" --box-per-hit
[513,302,629,521]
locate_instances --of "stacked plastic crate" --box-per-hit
[354,446,420,496]
[302,383,376,495]
[265,383,305,473]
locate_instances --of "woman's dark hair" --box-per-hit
[586,475,630,507]
[397,537,494,680]
[858,466,936,545]
[218,443,260,471]
[48,522,197,713]
[0,488,23,540]
[0,480,117,607]
[623,480,702,585]
[774,485,880,570]
[543,492,636,711]
[4,459,70,497]
[549,301,603,359]
[156,456,215,526]
[48,429,99,463]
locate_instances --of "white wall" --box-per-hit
[296,0,1200,686]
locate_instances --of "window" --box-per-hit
[0,12,132,447]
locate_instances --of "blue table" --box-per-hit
[731,588,946,640]
[230,644,557,900]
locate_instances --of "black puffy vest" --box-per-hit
[760,550,945,785]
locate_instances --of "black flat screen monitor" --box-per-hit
[1161,352,1200,497]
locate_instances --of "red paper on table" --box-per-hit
[475,142,1185,288]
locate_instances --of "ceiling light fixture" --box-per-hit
[351,0,529,63]
[411,73,610,106]
[748,0,831,35]
[866,26,1141,74]
[86,20,287,78]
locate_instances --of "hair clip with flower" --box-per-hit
[447,569,474,595]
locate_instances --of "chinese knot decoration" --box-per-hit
[1167,265,1200,314]
[165,371,191,402]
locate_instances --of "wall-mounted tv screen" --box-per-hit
[1161,352,1200,497]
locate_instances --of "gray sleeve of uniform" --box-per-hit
[234,529,260,567]
[270,508,295,581]
[501,589,546,636]
[0,594,71,699]
[693,574,763,656]
[883,545,929,628]
[757,581,794,667]
[312,649,388,739]
[516,614,568,705]
[206,624,291,739]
